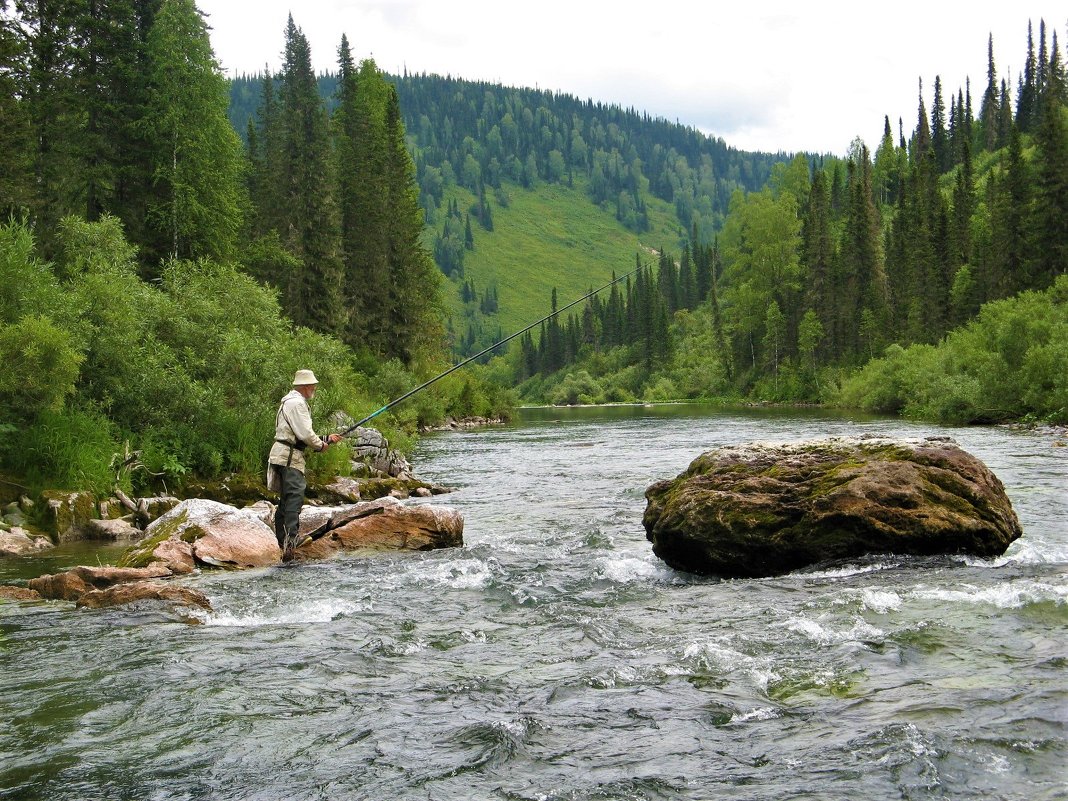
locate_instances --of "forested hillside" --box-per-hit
[514,20,1068,423]
[230,72,786,240]
[228,70,792,355]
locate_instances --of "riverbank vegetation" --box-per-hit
[511,21,1068,424]
[0,2,511,494]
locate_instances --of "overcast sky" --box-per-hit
[195,1,1067,155]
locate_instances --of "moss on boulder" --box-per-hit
[643,436,1023,578]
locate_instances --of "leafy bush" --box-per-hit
[0,316,84,419]
[0,221,67,325]
[551,371,602,405]
[0,218,514,493]
[840,277,1068,423]
[642,376,678,402]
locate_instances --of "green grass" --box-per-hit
[430,177,684,335]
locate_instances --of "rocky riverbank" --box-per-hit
[0,426,463,615]
[4,495,463,615]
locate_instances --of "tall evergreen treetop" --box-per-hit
[142,0,245,265]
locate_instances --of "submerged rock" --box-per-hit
[0,527,54,557]
[0,585,42,602]
[643,436,1023,578]
[29,564,173,601]
[75,581,211,611]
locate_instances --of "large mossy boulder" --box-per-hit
[643,436,1023,578]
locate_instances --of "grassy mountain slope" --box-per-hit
[434,177,682,335]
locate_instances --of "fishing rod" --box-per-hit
[340,260,649,436]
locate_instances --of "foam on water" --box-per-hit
[198,598,369,627]
[781,615,885,646]
[859,588,904,613]
[397,556,497,590]
[682,640,781,692]
[798,561,898,579]
[595,554,678,584]
[962,535,1068,567]
[729,706,782,724]
[911,579,1068,608]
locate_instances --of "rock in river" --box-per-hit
[118,499,281,571]
[643,436,1023,578]
[289,496,464,561]
[76,581,212,612]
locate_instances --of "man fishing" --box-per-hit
[267,370,341,558]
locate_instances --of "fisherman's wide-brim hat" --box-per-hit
[292,369,319,386]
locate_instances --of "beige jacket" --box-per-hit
[266,390,325,482]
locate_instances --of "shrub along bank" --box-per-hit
[0,218,514,498]
[838,275,1068,424]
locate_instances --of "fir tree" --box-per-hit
[1017,21,1038,133]
[949,138,976,271]
[335,46,389,349]
[913,80,933,160]
[1032,89,1068,284]
[839,146,887,357]
[16,0,84,251]
[990,125,1033,298]
[382,81,443,361]
[276,15,343,334]
[142,0,245,265]
[931,76,949,171]
[801,168,835,359]
[980,34,1000,151]
[0,1,32,217]
[678,243,697,310]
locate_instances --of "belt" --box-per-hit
[275,438,307,451]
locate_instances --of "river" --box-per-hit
[1,405,1065,800]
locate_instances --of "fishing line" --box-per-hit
[341,259,652,435]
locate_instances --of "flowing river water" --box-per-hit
[1,405,1066,800]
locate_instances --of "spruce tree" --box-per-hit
[276,15,344,335]
[997,78,1014,147]
[931,76,949,172]
[1017,21,1038,133]
[949,138,976,272]
[839,148,887,358]
[912,79,932,162]
[382,81,443,362]
[1032,91,1068,284]
[0,1,32,216]
[248,68,283,238]
[678,243,697,310]
[980,34,1000,151]
[335,50,390,351]
[16,0,83,251]
[801,168,835,359]
[142,0,245,266]
[990,125,1033,298]
[1049,31,1067,106]
[693,222,712,301]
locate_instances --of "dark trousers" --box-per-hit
[273,465,307,551]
